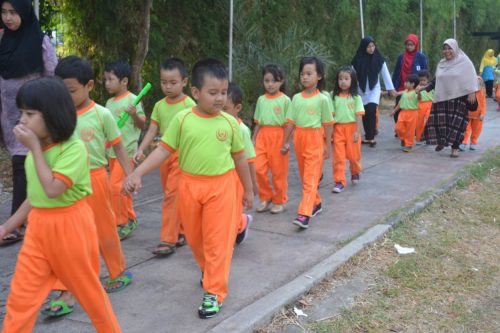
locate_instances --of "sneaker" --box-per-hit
[459,144,466,151]
[292,215,309,229]
[415,141,424,146]
[256,200,271,213]
[117,224,132,240]
[470,144,477,151]
[198,293,222,319]
[351,174,360,185]
[402,146,412,153]
[311,203,322,217]
[270,204,285,214]
[235,215,252,245]
[332,182,344,193]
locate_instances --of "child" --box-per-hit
[224,82,259,244]
[331,66,364,193]
[124,59,253,318]
[283,56,334,229]
[495,65,500,111]
[460,77,486,151]
[134,57,196,256]
[0,77,121,332]
[391,74,420,152]
[252,64,291,214]
[415,70,434,145]
[104,60,146,240]
[45,56,132,316]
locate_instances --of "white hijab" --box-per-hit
[433,39,478,103]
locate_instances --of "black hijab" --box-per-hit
[0,0,44,79]
[351,36,385,93]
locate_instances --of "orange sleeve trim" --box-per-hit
[159,141,175,153]
[53,172,73,188]
[355,111,365,115]
[231,149,245,156]
[247,158,255,164]
[285,118,295,125]
[150,119,159,127]
[108,136,122,147]
[322,120,335,126]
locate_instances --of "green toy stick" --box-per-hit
[117,82,152,128]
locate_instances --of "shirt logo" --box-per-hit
[306,107,316,115]
[216,128,227,142]
[347,102,355,111]
[273,106,282,115]
[80,127,95,142]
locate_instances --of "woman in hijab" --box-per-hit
[479,49,497,98]
[0,0,57,244]
[352,36,396,147]
[420,39,478,158]
[391,34,429,123]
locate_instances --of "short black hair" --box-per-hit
[104,60,131,82]
[55,55,94,85]
[405,74,420,88]
[16,76,76,142]
[299,56,326,91]
[262,64,287,93]
[228,82,243,105]
[161,57,188,79]
[191,58,228,89]
[333,66,359,98]
[417,70,430,80]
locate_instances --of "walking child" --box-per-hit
[415,70,434,145]
[0,77,121,333]
[495,65,500,111]
[104,60,146,240]
[283,56,334,229]
[331,66,364,193]
[134,58,196,256]
[124,59,253,318]
[252,64,291,214]
[391,74,420,152]
[460,77,486,151]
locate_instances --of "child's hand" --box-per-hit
[353,131,360,143]
[252,182,259,197]
[125,104,137,116]
[243,190,253,210]
[390,109,396,117]
[280,143,290,155]
[323,145,331,160]
[480,115,484,121]
[13,124,40,151]
[123,172,142,194]
[133,149,145,164]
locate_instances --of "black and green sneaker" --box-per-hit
[198,293,222,319]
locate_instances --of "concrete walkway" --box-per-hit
[1,99,500,333]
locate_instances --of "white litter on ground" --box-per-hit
[394,244,416,254]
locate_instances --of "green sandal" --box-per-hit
[104,271,133,293]
[152,242,176,256]
[41,300,74,317]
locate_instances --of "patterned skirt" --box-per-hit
[423,97,468,146]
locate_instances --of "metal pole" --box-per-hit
[453,0,456,39]
[359,0,365,38]
[34,0,39,18]
[228,0,233,80]
[420,0,423,52]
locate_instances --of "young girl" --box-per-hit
[283,56,334,229]
[0,77,121,332]
[331,67,365,193]
[461,77,486,151]
[415,70,434,145]
[391,74,420,152]
[253,64,291,214]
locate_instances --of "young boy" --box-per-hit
[461,77,486,151]
[391,74,420,152]
[125,59,253,318]
[104,60,146,240]
[44,56,133,316]
[224,82,259,244]
[415,70,434,145]
[134,58,196,256]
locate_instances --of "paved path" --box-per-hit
[1,99,500,332]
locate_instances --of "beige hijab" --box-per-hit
[434,39,478,103]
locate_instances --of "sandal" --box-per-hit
[369,141,377,148]
[450,149,459,158]
[152,242,176,256]
[1,229,24,246]
[41,300,74,317]
[176,234,187,247]
[104,271,133,293]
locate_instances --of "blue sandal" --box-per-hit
[104,271,133,293]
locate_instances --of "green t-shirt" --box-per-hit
[238,119,256,161]
[253,93,291,126]
[287,90,334,128]
[105,91,146,158]
[161,108,245,176]
[496,69,500,84]
[26,136,92,208]
[76,101,122,169]
[151,95,196,136]
[332,94,365,123]
[419,90,434,102]
[399,90,419,110]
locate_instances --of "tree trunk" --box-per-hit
[131,0,152,92]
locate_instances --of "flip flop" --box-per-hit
[175,234,187,247]
[1,229,24,246]
[41,300,74,318]
[104,271,133,293]
[152,242,176,255]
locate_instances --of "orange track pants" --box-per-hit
[177,171,238,303]
[255,126,289,204]
[416,101,432,142]
[159,152,182,244]
[2,200,121,333]
[496,84,500,102]
[109,158,136,226]
[462,119,483,145]
[396,110,418,147]
[332,123,362,187]
[294,127,323,216]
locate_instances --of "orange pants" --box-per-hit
[396,110,418,147]
[376,107,379,129]
[332,123,362,187]
[462,119,483,145]
[159,152,182,244]
[255,126,289,204]
[496,84,500,102]
[294,127,323,216]
[416,101,432,142]
[2,200,121,333]
[177,171,238,303]
[109,158,136,226]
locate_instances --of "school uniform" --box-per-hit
[416,90,434,142]
[395,90,419,147]
[462,89,486,145]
